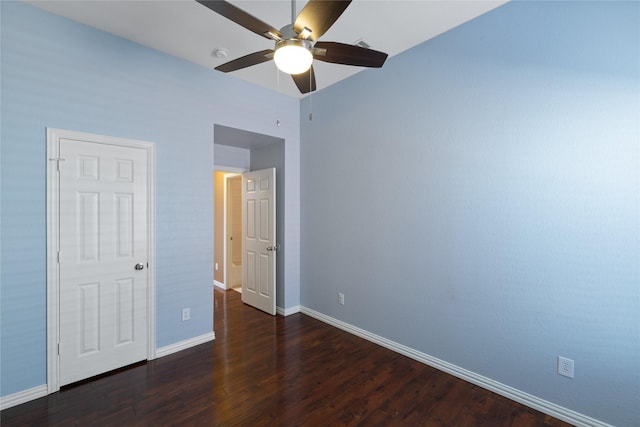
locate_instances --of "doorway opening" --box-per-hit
[213,124,285,313]
[214,170,244,292]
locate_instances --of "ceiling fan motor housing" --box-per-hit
[275,38,313,52]
[279,23,300,40]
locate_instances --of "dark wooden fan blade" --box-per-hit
[294,0,351,41]
[313,41,388,68]
[291,66,317,94]
[215,50,274,73]
[197,1,282,40]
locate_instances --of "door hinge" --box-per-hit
[57,251,60,263]
[48,157,66,171]
[57,343,60,355]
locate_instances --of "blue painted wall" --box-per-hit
[0,2,299,397]
[300,1,639,426]
[214,144,250,170]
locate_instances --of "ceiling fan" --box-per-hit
[196,0,388,94]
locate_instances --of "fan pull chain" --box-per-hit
[308,66,313,121]
[276,69,281,127]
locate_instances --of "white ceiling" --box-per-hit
[26,0,507,98]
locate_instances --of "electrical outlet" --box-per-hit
[215,263,219,271]
[558,356,574,378]
[182,308,191,321]
[338,293,345,305]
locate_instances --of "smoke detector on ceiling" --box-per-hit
[212,48,229,59]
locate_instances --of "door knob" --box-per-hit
[266,244,280,252]
[135,263,145,271]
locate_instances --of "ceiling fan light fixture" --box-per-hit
[274,39,313,75]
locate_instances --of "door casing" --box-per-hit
[46,128,156,393]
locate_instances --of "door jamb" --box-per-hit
[46,128,156,394]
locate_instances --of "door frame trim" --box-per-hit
[46,128,156,394]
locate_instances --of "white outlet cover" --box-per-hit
[558,356,574,378]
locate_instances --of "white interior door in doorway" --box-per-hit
[242,168,277,315]
[47,129,155,391]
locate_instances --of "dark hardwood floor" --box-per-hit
[1,288,572,426]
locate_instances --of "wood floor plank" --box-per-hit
[0,288,573,426]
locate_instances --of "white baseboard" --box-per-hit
[0,384,48,411]
[155,332,216,358]
[300,306,612,427]
[213,280,226,290]
[277,305,301,316]
[2,333,216,410]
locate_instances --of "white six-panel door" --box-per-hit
[242,168,276,315]
[57,138,149,386]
